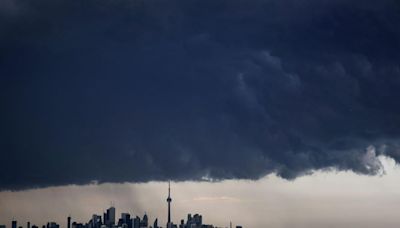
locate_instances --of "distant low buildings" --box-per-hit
[46,222,59,228]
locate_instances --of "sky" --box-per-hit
[1,0,400,227]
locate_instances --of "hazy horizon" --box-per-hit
[1,155,400,228]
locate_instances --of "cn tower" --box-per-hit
[167,181,172,227]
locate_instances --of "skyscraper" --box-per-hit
[166,181,172,228]
[133,216,140,228]
[140,214,148,228]
[67,216,71,228]
[105,207,115,226]
[121,213,130,224]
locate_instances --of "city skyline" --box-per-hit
[1,183,242,228]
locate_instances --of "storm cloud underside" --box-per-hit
[1,0,400,189]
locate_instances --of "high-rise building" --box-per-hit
[140,214,148,228]
[105,207,115,226]
[90,215,102,228]
[179,220,184,228]
[133,216,140,228]
[153,219,158,228]
[166,181,172,228]
[185,214,202,227]
[121,213,130,224]
[68,216,71,228]
[119,213,132,228]
[193,214,202,226]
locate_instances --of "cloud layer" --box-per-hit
[1,0,400,190]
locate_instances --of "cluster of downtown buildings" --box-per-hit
[1,183,242,228]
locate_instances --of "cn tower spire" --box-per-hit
[167,181,172,227]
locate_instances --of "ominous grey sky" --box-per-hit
[1,0,400,190]
[1,0,400,226]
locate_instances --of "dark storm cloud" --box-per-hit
[1,0,400,189]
